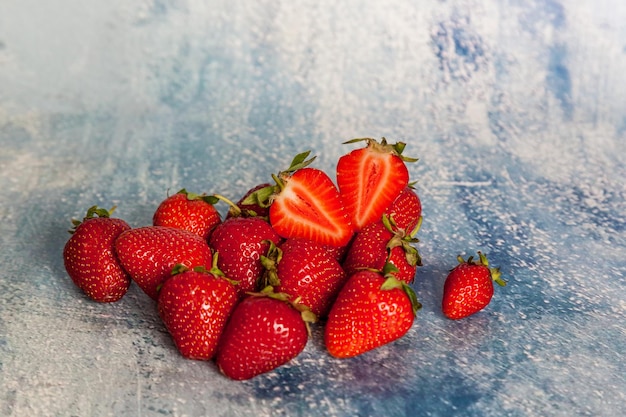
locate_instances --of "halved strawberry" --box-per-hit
[336,138,417,231]
[269,167,353,247]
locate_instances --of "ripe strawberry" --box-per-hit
[63,206,131,302]
[157,264,238,360]
[442,252,506,320]
[342,215,422,284]
[324,268,421,358]
[114,226,213,300]
[240,151,353,247]
[225,183,272,219]
[269,167,353,247]
[384,185,422,232]
[215,289,316,380]
[152,189,221,240]
[336,138,417,231]
[263,238,348,317]
[208,216,281,297]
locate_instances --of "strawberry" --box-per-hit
[263,238,348,317]
[384,185,422,232]
[208,216,281,297]
[269,167,353,247]
[342,215,422,284]
[114,226,213,300]
[225,183,272,219]
[215,289,316,380]
[442,252,506,320]
[336,138,417,231]
[63,206,131,302]
[157,264,238,360]
[152,189,221,241]
[240,151,353,247]
[324,267,421,358]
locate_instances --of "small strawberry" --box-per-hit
[342,215,422,284]
[241,151,354,247]
[384,185,422,232]
[157,263,238,360]
[262,238,348,317]
[336,138,417,231]
[63,206,131,302]
[153,189,221,240]
[324,267,421,358]
[215,288,316,380]
[442,252,506,320]
[114,226,213,300]
[208,216,281,297]
[224,183,272,219]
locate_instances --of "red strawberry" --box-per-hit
[442,252,506,320]
[153,189,221,240]
[336,138,417,231]
[215,289,316,380]
[114,226,213,300]
[342,215,422,284]
[240,151,353,247]
[157,264,238,360]
[322,243,350,263]
[63,206,131,302]
[225,183,272,219]
[384,185,422,232]
[208,216,281,297]
[342,221,390,276]
[263,238,348,317]
[269,167,353,247]
[324,268,421,358]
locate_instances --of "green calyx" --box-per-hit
[213,150,313,218]
[169,255,239,287]
[382,214,423,268]
[247,285,318,333]
[176,188,220,205]
[239,150,317,208]
[68,205,116,234]
[458,251,507,287]
[379,272,422,316]
[343,137,418,163]
[259,240,283,287]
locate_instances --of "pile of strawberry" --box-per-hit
[63,138,505,381]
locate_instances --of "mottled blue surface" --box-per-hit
[1,1,625,416]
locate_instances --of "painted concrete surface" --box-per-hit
[1,1,625,416]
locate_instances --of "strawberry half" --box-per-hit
[63,206,131,302]
[336,138,417,231]
[269,167,353,247]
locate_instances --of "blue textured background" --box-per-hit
[1,1,625,416]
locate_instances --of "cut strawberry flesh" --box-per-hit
[270,168,353,247]
[337,147,409,230]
